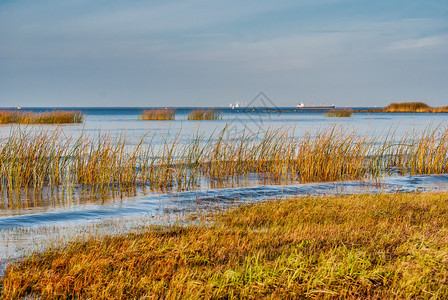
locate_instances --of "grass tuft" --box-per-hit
[0,110,83,124]
[187,109,222,120]
[369,102,448,113]
[139,109,176,120]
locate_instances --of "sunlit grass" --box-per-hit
[0,125,447,200]
[139,109,176,120]
[0,110,83,124]
[187,109,222,120]
[2,192,447,299]
[370,102,448,113]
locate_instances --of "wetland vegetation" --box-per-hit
[139,109,176,120]
[1,118,448,299]
[187,109,222,120]
[1,125,448,202]
[368,102,448,113]
[0,110,83,124]
[1,192,447,299]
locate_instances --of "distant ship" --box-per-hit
[296,102,335,109]
[230,101,248,109]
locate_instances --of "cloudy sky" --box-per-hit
[1,0,447,107]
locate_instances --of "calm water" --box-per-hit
[1,107,448,268]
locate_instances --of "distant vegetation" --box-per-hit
[187,109,222,120]
[369,102,448,113]
[139,109,176,120]
[2,192,447,299]
[0,110,83,124]
[326,109,353,117]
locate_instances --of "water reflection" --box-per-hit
[0,186,141,217]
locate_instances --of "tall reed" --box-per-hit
[0,110,83,124]
[371,102,448,113]
[187,109,222,120]
[139,109,175,120]
[1,125,448,197]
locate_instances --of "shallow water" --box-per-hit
[1,108,448,272]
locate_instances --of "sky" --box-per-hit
[0,0,447,107]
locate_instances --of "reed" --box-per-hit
[325,109,353,117]
[139,109,175,120]
[370,102,448,113]
[1,125,448,198]
[187,109,222,120]
[0,110,83,124]
[2,192,447,299]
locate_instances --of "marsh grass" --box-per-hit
[139,109,176,120]
[371,102,448,113]
[2,192,447,299]
[187,109,222,120]
[0,111,83,124]
[0,125,448,200]
[326,109,353,117]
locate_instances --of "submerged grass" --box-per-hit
[1,192,448,299]
[139,109,176,120]
[0,111,83,124]
[187,109,222,120]
[1,125,448,199]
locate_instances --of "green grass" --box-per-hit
[0,110,83,124]
[2,192,448,299]
[139,109,176,120]
[187,109,222,120]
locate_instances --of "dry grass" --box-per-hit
[139,109,176,120]
[1,125,448,198]
[187,109,222,120]
[326,109,353,117]
[0,110,83,124]
[370,102,448,113]
[1,192,447,299]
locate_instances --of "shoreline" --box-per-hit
[2,191,448,298]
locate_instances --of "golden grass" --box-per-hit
[0,110,83,124]
[370,102,448,113]
[139,109,176,120]
[187,109,222,120]
[1,125,448,198]
[2,192,447,299]
[325,109,353,117]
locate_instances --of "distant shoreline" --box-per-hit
[0,102,446,114]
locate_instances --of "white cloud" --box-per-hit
[389,35,447,51]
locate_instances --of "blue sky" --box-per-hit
[1,0,447,107]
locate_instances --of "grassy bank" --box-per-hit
[1,192,447,299]
[187,109,222,120]
[0,110,83,124]
[139,109,176,120]
[368,102,448,113]
[1,125,448,197]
